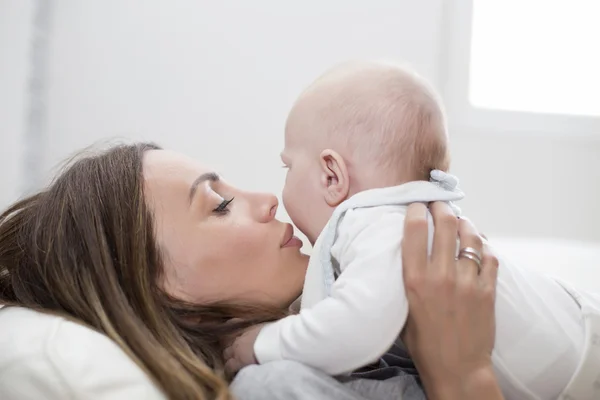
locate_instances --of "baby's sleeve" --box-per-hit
[254,207,409,375]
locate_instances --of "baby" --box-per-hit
[231,61,600,400]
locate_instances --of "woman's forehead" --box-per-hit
[142,149,216,197]
[144,150,212,180]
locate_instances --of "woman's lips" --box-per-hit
[282,235,303,248]
[281,224,303,248]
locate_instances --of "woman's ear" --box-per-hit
[319,149,350,207]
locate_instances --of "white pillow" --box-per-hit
[490,237,600,293]
[0,306,166,400]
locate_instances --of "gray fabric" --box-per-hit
[344,377,426,400]
[231,361,369,400]
[230,357,425,400]
[351,342,419,381]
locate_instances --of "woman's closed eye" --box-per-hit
[213,197,234,215]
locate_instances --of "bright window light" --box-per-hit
[469,0,600,117]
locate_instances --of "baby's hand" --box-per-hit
[223,324,264,376]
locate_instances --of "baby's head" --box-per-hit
[281,60,450,244]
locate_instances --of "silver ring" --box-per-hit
[459,247,482,262]
[458,252,482,273]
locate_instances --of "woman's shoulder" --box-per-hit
[0,306,165,400]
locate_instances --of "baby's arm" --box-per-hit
[254,208,409,375]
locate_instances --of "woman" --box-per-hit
[0,143,501,399]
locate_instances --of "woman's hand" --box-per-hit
[401,202,503,400]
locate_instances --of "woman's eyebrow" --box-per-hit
[188,172,219,204]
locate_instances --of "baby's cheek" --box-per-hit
[281,182,293,208]
[282,183,301,215]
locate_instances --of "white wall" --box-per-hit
[451,134,600,242]
[2,0,599,244]
[40,0,446,234]
[0,1,32,209]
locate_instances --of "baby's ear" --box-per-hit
[319,149,350,207]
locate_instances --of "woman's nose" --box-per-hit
[256,193,278,223]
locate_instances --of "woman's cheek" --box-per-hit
[232,228,267,259]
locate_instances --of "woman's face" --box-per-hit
[143,150,308,308]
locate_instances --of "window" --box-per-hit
[442,0,600,136]
[469,0,600,117]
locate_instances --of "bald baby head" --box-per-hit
[285,61,450,188]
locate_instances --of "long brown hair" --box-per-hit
[0,143,287,399]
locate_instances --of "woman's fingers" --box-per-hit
[456,217,484,282]
[402,203,429,287]
[480,245,499,294]
[430,202,458,276]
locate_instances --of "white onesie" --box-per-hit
[254,172,600,400]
